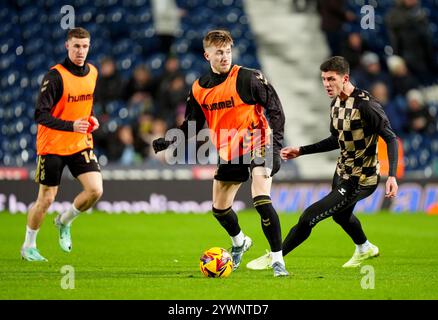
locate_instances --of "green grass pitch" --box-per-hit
[1,211,437,300]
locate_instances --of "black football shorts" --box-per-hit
[214,149,268,182]
[35,148,100,186]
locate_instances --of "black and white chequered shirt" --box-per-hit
[301,87,398,187]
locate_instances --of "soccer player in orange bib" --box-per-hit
[153,30,289,276]
[21,28,103,261]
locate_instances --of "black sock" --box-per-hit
[212,206,241,237]
[333,213,367,245]
[253,195,282,252]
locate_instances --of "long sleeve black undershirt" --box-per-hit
[244,69,285,153]
[360,99,398,177]
[179,90,206,139]
[299,97,399,177]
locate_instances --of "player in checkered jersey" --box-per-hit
[247,56,399,270]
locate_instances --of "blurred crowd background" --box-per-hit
[1,0,437,177]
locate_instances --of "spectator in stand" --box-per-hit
[107,125,142,166]
[147,118,168,165]
[151,0,182,54]
[386,55,419,98]
[341,32,367,72]
[351,52,391,93]
[94,57,125,157]
[370,82,407,136]
[124,65,155,114]
[156,74,188,127]
[155,56,186,124]
[317,0,356,56]
[132,113,153,161]
[94,57,124,112]
[406,89,437,135]
[155,56,184,98]
[386,0,438,83]
[387,55,420,96]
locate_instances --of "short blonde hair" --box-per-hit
[67,27,90,40]
[203,30,233,49]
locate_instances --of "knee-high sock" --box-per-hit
[212,206,241,237]
[253,195,282,252]
[333,213,367,245]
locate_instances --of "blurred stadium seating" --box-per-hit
[1,0,437,177]
[0,0,260,167]
[345,0,438,177]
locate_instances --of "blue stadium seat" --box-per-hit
[129,24,161,54]
[19,6,39,24]
[76,5,97,24]
[1,70,21,89]
[26,54,47,73]
[29,70,46,90]
[126,6,152,25]
[179,53,198,71]
[1,0,263,166]
[106,100,126,117]
[145,53,167,76]
[10,87,24,102]
[185,70,202,84]
[238,53,260,70]
[50,25,68,41]
[186,7,215,26]
[173,38,191,54]
[0,53,17,72]
[224,7,244,25]
[0,6,12,22]
[112,38,134,57]
[91,36,111,55]
[419,149,432,167]
[124,0,150,8]
[116,52,141,78]
[177,0,203,10]
[1,152,13,166]
[0,20,20,40]
[105,7,129,36]
[24,38,45,56]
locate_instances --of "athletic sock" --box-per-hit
[212,206,241,239]
[253,195,282,252]
[231,230,245,248]
[23,225,38,249]
[271,250,285,265]
[60,204,81,226]
[356,240,371,253]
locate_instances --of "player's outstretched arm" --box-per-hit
[280,147,301,160]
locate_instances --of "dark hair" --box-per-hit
[203,29,234,49]
[320,56,350,75]
[67,27,90,40]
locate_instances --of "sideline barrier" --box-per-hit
[0,179,437,214]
